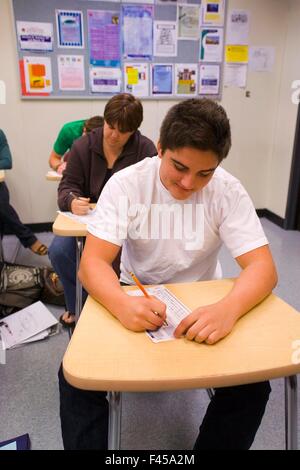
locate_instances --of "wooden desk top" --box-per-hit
[46,170,62,181]
[53,212,87,237]
[0,170,5,182]
[63,279,300,392]
[52,205,96,237]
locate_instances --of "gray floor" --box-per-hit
[0,218,299,450]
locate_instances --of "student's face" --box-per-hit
[158,143,219,200]
[103,121,134,149]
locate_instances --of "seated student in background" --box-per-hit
[49,115,104,174]
[58,98,277,450]
[0,129,48,256]
[48,93,157,328]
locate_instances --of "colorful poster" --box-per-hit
[178,5,200,40]
[225,45,248,63]
[200,28,223,62]
[175,64,197,96]
[153,21,177,57]
[88,10,120,67]
[124,63,149,96]
[122,5,153,60]
[17,21,53,51]
[90,67,121,93]
[56,10,84,48]
[58,55,85,91]
[199,64,220,94]
[151,64,173,95]
[21,56,53,95]
[175,64,198,96]
[201,0,225,26]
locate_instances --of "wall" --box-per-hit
[0,0,297,223]
[266,0,300,218]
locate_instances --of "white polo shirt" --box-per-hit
[88,156,268,285]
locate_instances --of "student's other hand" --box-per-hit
[71,197,90,215]
[173,302,237,345]
[57,162,67,174]
[119,295,167,332]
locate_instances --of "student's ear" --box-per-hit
[157,141,163,159]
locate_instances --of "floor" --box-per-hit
[0,218,299,450]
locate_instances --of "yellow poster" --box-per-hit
[225,45,248,64]
[126,67,139,85]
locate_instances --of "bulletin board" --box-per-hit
[12,0,226,100]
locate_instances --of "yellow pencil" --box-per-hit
[129,272,168,326]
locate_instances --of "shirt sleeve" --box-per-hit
[88,176,129,247]
[218,181,268,258]
[57,144,86,211]
[53,125,72,156]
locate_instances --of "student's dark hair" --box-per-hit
[84,115,104,133]
[159,98,231,162]
[104,93,143,133]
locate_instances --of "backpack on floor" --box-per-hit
[0,262,65,318]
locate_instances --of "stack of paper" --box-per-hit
[0,301,59,350]
[58,209,97,225]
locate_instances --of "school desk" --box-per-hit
[63,279,300,450]
[0,170,5,182]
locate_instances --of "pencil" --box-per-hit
[70,191,79,200]
[129,272,168,326]
[130,272,149,298]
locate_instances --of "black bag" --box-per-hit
[0,262,65,318]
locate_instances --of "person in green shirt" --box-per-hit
[0,129,48,256]
[48,116,104,173]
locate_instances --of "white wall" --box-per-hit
[266,0,300,218]
[0,0,298,223]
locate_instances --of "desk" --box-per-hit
[0,170,5,182]
[63,279,300,450]
[46,170,62,181]
[53,212,87,320]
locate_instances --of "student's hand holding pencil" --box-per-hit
[118,295,167,332]
[70,192,91,215]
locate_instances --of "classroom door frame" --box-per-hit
[285,103,300,230]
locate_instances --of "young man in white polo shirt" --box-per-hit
[59,98,277,450]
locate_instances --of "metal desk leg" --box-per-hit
[108,392,122,450]
[285,375,298,450]
[75,236,84,321]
